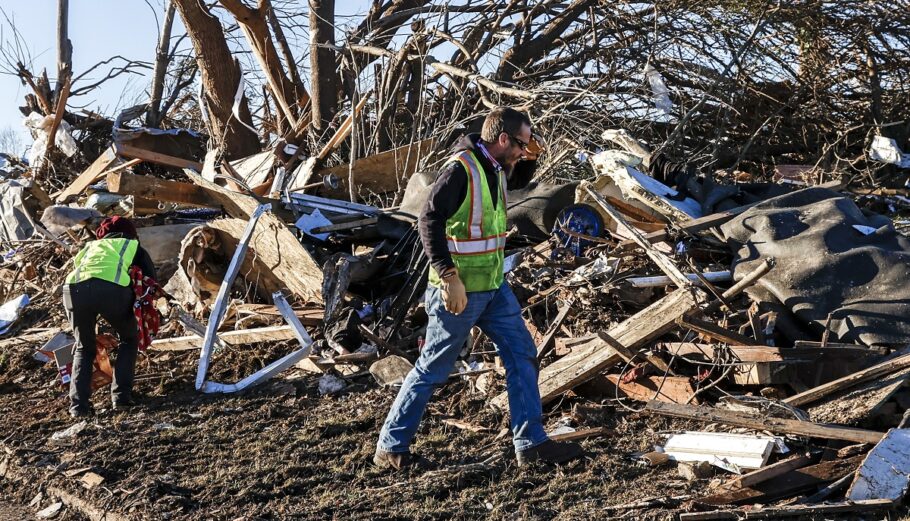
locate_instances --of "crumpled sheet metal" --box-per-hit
[0,180,35,243]
[721,187,910,346]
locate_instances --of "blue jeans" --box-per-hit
[377,283,549,453]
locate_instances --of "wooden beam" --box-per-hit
[108,172,220,207]
[677,314,757,346]
[583,182,691,288]
[713,452,816,492]
[150,325,298,351]
[645,401,884,444]
[660,342,880,363]
[492,287,705,409]
[317,137,436,197]
[115,142,203,170]
[784,350,910,407]
[696,455,865,506]
[679,499,893,520]
[54,146,122,203]
[549,427,614,443]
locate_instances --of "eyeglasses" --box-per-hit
[508,134,529,151]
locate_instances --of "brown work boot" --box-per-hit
[516,439,584,466]
[373,448,422,470]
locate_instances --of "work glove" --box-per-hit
[440,267,468,315]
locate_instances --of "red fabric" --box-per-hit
[129,266,163,351]
[96,216,138,240]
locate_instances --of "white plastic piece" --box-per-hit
[628,270,732,288]
[644,64,673,116]
[868,136,910,168]
[23,112,78,168]
[295,208,333,241]
[0,293,30,335]
[661,431,776,471]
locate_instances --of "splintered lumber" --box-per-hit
[660,342,878,363]
[697,454,865,506]
[783,350,910,407]
[676,315,757,346]
[549,427,613,442]
[115,142,203,170]
[54,146,123,202]
[318,137,436,197]
[847,428,910,501]
[679,499,893,520]
[536,298,574,360]
[108,172,220,207]
[713,453,816,492]
[645,401,884,444]
[808,367,910,425]
[151,325,300,351]
[583,182,691,288]
[183,167,323,304]
[606,375,697,404]
[492,287,705,409]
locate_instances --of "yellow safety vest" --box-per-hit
[428,150,507,292]
[66,238,139,287]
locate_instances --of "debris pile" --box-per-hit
[1,1,910,518]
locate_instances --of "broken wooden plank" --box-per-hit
[784,350,910,407]
[492,287,705,409]
[549,427,613,443]
[677,315,757,346]
[150,325,299,351]
[847,428,910,501]
[808,367,910,425]
[115,142,203,170]
[584,182,691,288]
[606,375,697,404]
[54,146,122,203]
[318,137,436,197]
[679,499,893,520]
[108,172,220,207]
[660,342,878,363]
[645,401,884,444]
[713,453,816,492]
[696,454,865,506]
[536,298,574,360]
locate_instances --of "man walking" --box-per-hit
[375,107,583,469]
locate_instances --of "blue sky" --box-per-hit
[0,0,373,154]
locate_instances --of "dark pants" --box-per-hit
[63,278,138,412]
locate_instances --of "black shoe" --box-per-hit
[373,448,427,471]
[516,440,584,466]
[68,407,92,418]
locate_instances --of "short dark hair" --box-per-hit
[481,107,531,142]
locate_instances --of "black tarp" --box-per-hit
[720,187,910,346]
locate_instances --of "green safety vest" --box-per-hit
[66,238,139,287]
[428,150,507,292]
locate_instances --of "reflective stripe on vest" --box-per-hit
[455,154,486,240]
[446,234,507,255]
[66,238,139,287]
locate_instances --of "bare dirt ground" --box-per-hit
[2,336,906,520]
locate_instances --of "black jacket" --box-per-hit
[419,133,532,274]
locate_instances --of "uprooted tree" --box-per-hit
[3,1,909,186]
